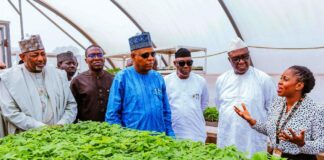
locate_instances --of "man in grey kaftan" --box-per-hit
[0,35,77,137]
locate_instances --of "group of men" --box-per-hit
[0,32,276,156]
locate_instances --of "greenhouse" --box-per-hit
[0,0,323,159]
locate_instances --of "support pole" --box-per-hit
[34,0,116,68]
[18,0,24,40]
[218,0,254,66]
[5,23,12,67]
[26,0,86,50]
[111,0,168,67]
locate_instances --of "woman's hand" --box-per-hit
[234,103,256,126]
[279,128,306,147]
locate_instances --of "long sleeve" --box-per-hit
[214,80,221,110]
[162,81,175,137]
[251,75,276,136]
[0,81,45,130]
[299,106,324,154]
[70,78,80,105]
[263,77,276,112]
[70,78,81,121]
[251,104,278,136]
[251,97,278,136]
[251,121,268,136]
[201,80,209,111]
[105,76,122,125]
[57,75,77,125]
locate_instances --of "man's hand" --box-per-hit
[234,103,256,126]
[0,61,6,69]
[279,128,306,147]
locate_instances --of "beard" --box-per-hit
[67,71,76,77]
[35,66,44,72]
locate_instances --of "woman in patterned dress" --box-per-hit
[234,65,323,160]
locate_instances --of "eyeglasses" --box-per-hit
[87,53,104,58]
[138,52,156,59]
[230,54,250,63]
[176,60,193,67]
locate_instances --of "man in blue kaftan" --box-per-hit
[105,32,174,136]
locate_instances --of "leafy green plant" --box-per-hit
[204,107,219,122]
[251,152,286,160]
[106,68,121,75]
[0,122,285,159]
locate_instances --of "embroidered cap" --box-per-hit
[228,37,248,53]
[57,51,75,63]
[128,32,153,51]
[19,35,44,53]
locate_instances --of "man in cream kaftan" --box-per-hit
[215,38,276,156]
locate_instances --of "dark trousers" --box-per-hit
[282,153,316,160]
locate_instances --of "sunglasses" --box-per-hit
[230,54,250,63]
[176,60,193,67]
[87,53,104,58]
[138,52,156,59]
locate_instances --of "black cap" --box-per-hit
[175,48,191,58]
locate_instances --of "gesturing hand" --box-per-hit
[279,128,306,147]
[234,103,256,126]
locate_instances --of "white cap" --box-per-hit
[228,37,248,53]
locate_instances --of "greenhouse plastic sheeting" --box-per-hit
[39,0,140,54]
[37,0,324,72]
[1,0,324,102]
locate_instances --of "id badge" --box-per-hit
[272,148,282,157]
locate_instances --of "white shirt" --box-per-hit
[27,69,54,125]
[215,67,276,156]
[165,72,209,142]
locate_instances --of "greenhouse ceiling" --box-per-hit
[1,0,324,103]
[1,0,324,74]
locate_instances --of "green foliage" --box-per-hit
[0,122,285,159]
[251,152,286,160]
[106,68,121,75]
[204,107,219,122]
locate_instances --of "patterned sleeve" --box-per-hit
[299,104,324,154]
[252,121,268,136]
[252,97,279,136]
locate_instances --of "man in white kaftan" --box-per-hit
[165,48,209,142]
[0,61,6,70]
[0,35,77,137]
[215,38,276,156]
[0,69,7,137]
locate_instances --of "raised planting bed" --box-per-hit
[0,121,285,160]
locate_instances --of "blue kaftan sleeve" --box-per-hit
[161,78,175,137]
[105,72,123,125]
